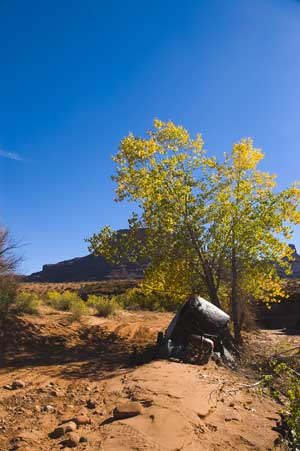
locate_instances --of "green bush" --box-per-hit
[46,290,88,321]
[15,291,40,314]
[87,295,120,317]
[272,361,300,448]
[286,376,300,448]
[114,287,181,312]
[264,360,300,449]
[0,275,18,315]
[46,290,80,311]
[69,298,88,321]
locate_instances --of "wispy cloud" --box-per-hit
[0,149,22,161]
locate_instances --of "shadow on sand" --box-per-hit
[1,317,157,381]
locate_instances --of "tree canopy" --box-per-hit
[88,119,300,340]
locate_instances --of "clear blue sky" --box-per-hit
[1,0,300,274]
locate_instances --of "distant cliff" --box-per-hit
[25,243,300,284]
[25,254,146,283]
[277,244,300,279]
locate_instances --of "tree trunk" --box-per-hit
[187,225,222,308]
[203,262,222,308]
[231,243,242,343]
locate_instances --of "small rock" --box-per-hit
[49,390,59,397]
[62,422,77,433]
[61,432,79,448]
[79,436,88,443]
[113,402,144,420]
[42,405,55,413]
[11,380,26,390]
[3,384,12,390]
[49,426,65,439]
[73,414,91,426]
[86,399,96,409]
[50,421,77,439]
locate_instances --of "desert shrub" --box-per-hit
[269,361,300,449]
[15,291,40,314]
[0,275,18,315]
[69,298,88,321]
[87,294,120,317]
[114,287,181,312]
[46,290,88,320]
[46,290,81,311]
[284,374,300,449]
[259,355,300,449]
[0,275,19,364]
[286,378,300,448]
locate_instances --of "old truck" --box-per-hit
[156,296,236,365]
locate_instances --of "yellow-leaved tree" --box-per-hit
[88,120,300,342]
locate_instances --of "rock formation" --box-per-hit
[26,254,145,282]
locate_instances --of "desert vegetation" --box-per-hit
[0,227,23,364]
[86,294,120,317]
[21,279,139,298]
[18,284,183,317]
[242,332,300,449]
[88,120,300,343]
[14,291,40,314]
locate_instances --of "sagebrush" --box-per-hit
[87,295,120,317]
[15,291,40,314]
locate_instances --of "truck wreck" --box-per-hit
[156,296,236,365]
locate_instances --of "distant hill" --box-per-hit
[25,253,146,283]
[25,241,300,284]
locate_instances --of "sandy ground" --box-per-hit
[0,308,295,451]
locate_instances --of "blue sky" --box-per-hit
[1,0,300,274]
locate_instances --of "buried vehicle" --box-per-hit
[156,296,236,365]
